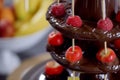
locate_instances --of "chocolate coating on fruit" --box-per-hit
[46,0,120,42]
[47,37,120,73]
[46,0,120,74]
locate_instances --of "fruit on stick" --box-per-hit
[66,15,82,28]
[48,31,63,46]
[0,20,15,37]
[65,46,82,63]
[96,48,116,63]
[97,18,113,31]
[45,60,64,75]
[51,3,65,17]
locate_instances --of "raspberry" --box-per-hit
[51,3,65,17]
[97,18,113,31]
[66,15,82,27]
[116,11,120,23]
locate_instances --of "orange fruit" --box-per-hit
[1,7,15,23]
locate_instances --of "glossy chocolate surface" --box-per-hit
[46,0,120,42]
[22,59,120,80]
[75,0,115,21]
[46,0,120,77]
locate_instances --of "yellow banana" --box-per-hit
[13,0,41,21]
[15,0,53,36]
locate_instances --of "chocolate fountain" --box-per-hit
[46,0,120,80]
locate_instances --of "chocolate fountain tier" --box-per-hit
[47,37,120,73]
[46,0,120,42]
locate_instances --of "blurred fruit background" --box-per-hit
[0,0,53,79]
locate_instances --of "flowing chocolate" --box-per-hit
[46,0,120,79]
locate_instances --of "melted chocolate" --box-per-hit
[75,0,115,21]
[46,0,120,42]
[47,37,120,73]
[46,0,120,79]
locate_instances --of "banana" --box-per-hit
[15,0,53,36]
[13,0,42,21]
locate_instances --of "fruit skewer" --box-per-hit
[72,0,75,51]
[67,0,80,80]
[97,0,113,31]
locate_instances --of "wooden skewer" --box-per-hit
[57,0,60,4]
[71,1,76,80]
[101,0,106,20]
[72,0,75,52]
[72,0,75,16]
[72,39,75,52]
[104,74,107,80]
[73,71,75,80]
[115,0,118,14]
[104,41,107,55]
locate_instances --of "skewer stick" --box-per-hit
[72,0,75,52]
[104,74,107,80]
[24,0,29,12]
[72,39,75,52]
[73,71,75,80]
[101,0,106,20]
[104,41,107,55]
[57,0,60,4]
[72,0,75,16]
[115,0,118,14]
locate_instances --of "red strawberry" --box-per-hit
[66,15,82,27]
[65,46,82,63]
[96,48,116,63]
[45,60,64,75]
[48,31,63,46]
[51,3,65,17]
[116,11,120,23]
[97,17,113,31]
[114,39,120,49]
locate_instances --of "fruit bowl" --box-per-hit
[0,0,53,53]
[0,27,51,53]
